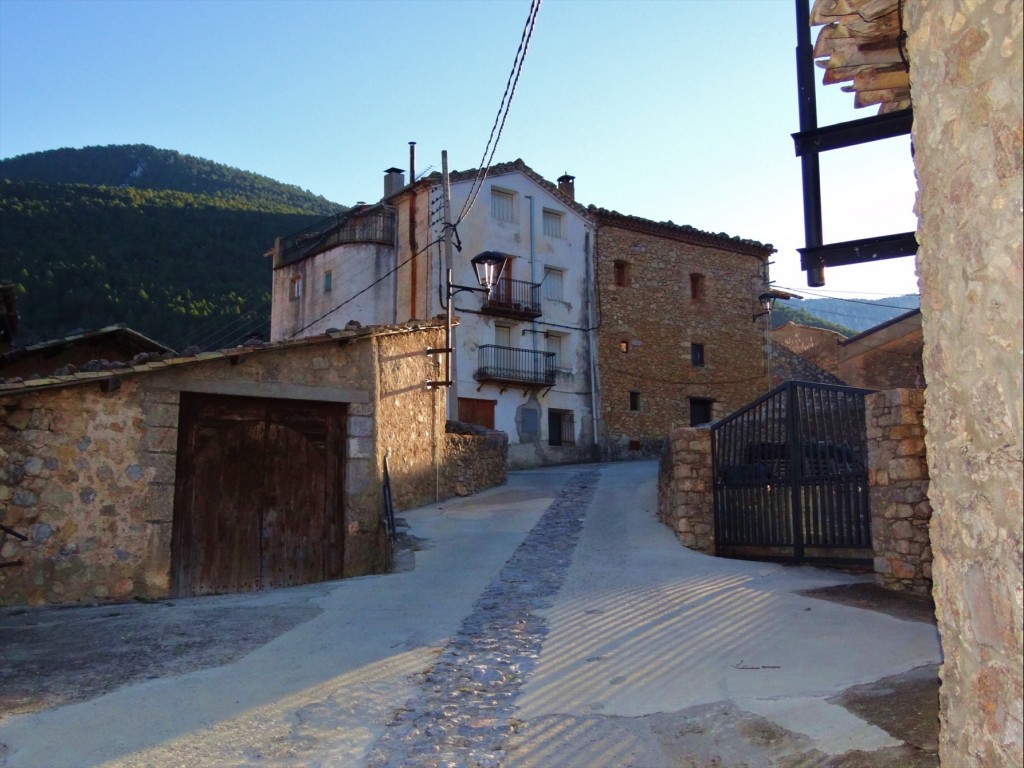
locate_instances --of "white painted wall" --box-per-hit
[269,167,599,467]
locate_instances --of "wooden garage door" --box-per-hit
[171,393,346,596]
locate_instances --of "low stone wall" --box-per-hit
[442,421,508,498]
[866,389,932,596]
[657,426,713,553]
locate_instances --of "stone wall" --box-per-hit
[0,325,446,606]
[592,212,774,459]
[906,0,1023,763]
[442,421,509,498]
[656,426,714,553]
[866,389,932,596]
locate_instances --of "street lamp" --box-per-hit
[426,252,507,389]
[752,292,777,322]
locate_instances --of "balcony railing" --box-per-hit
[273,207,396,268]
[475,345,555,387]
[480,279,542,320]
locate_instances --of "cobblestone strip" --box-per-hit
[364,470,600,768]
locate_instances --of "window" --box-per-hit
[458,398,496,430]
[691,343,705,367]
[323,270,333,293]
[491,188,515,222]
[495,324,512,347]
[290,274,303,301]
[689,398,714,426]
[629,391,642,411]
[546,332,566,370]
[543,267,564,300]
[548,409,575,446]
[613,260,631,287]
[619,340,629,353]
[542,209,563,238]
[690,273,706,302]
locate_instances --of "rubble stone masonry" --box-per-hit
[657,426,714,554]
[906,0,1023,763]
[0,325,468,606]
[593,213,773,460]
[866,389,932,596]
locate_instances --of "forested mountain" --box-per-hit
[774,294,921,333]
[0,146,345,350]
[772,294,919,335]
[771,304,854,336]
[1,145,340,216]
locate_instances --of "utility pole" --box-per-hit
[442,151,456,419]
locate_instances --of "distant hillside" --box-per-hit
[772,304,854,336]
[772,294,919,335]
[1,145,341,216]
[0,146,347,353]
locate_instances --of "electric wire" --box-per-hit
[456,0,541,226]
[287,237,445,338]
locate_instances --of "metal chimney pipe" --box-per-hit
[409,142,416,182]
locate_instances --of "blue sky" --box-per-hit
[0,0,919,298]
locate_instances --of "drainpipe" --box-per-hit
[585,227,601,458]
[526,194,537,353]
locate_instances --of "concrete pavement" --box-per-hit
[0,461,941,767]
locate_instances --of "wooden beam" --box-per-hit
[852,68,910,91]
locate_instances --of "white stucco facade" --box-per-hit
[269,162,600,469]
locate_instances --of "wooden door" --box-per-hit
[172,393,346,596]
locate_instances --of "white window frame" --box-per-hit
[546,331,569,371]
[495,324,512,347]
[542,208,563,238]
[490,187,516,223]
[543,267,564,301]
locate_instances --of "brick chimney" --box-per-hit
[384,167,406,198]
[557,173,575,200]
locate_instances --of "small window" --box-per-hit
[548,409,575,446]
[614,260,631,287]
[290,274,303,301]
[690,273,706,302]
[543,267,564,300]
[546,332,566,370]
[542,209,563,238]
[619,340,629,353]
[323,270,333,293]
[495,324,512,347]
[689,397,714,426]
[629,391,642,411]
[691,343,705,367]
[491,188,515,222]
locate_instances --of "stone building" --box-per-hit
[0,322,453,606]
[589,207,776,459]
[772,311,924,390]
[269,160,598,470]
[809,0,1022,761]
[836,309,924,389]
[0,324,174,381]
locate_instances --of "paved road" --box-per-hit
[0,461,941,767]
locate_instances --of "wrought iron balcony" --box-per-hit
[475,345,555,387]
[273,206,396,268]
[480,279,542,320]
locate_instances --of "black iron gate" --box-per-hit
[711,381,875,565]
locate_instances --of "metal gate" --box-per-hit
[711,381,875,565]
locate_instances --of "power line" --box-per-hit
[456,0,542,225]
[774,284,919,310]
